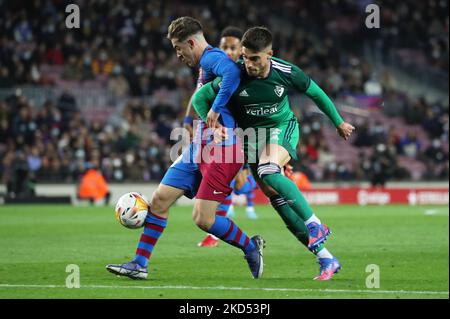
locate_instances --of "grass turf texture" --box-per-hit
[0,204,448,299]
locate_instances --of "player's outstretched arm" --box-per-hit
[305,79,355,140]
[289,64,355,140]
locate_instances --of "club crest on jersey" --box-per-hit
[274,86,284,97]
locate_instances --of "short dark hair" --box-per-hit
[241,26,272,52]
[167,16,203,41]
[220,26,243,40]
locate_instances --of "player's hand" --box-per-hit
[212,124,228,143]
[337,122,355,140]
[284,164,294,179]
[207,109,220,130]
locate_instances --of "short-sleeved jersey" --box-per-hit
[210,57,311,128]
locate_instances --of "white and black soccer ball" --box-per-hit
[115,192,150,229]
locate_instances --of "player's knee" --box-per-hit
[150,189,170,214]
[192,204,215,231]
[234,180,244,190]
[257,162,281,181]
[234,172,247,190]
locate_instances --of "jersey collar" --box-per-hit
[199,44,213,65]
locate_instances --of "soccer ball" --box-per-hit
[115,192,150,229]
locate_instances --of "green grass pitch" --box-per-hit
[0,204,448,299]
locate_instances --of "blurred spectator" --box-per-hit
[62,55,82,81]
[0,67,14,88]
[57,90,78,127]
[423,139,448,164]
[370,121,387,145]
[369,143,395,188]
[317,143,335,167]
[422,107,445,139]
[107,66,130,99]
[404,97,427,125]
[77,161,111,205]
[92,50,114,76]
[399,131,421,158]
[353,121,374,147]
[5,150,36,198]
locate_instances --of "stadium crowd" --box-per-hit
[0,0,448,192]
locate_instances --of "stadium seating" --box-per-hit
[0,0,448,186]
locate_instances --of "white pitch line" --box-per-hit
[424,209,448,216]
[0,284,448,296]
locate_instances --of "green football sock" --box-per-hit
[270,195,309,246]
[261,167,314,222]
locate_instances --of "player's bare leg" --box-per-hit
[150,184,186,218]
[192,199,219,230]
[234,169,248,190]
[106,184,185,279]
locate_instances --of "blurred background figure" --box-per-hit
[290,171,313,191]
[77,161,111,205]
[369,143,394,188]
[4,150,36,199]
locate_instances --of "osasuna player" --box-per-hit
[192,27,355,280]
[196,26,259,248]
[106,18,265,280]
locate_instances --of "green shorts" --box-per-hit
[243,117,300,164]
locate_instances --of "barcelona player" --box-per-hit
[106,18,264,280]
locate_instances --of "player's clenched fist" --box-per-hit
[336,122,355,140]
[212,123,228,143]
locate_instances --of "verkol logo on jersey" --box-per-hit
[244,103,279,116]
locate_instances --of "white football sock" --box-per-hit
[316,248,333,259]
[305,214,321,226]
